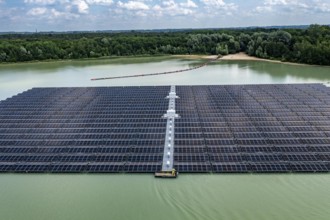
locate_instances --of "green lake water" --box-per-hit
[1,174,330,220]
[1,57,330,220]
[1,57,330,101]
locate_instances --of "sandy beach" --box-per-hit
[220,52,268,61]
[221,53,321,66]
[175,53,314,66]
[174,53,263,61]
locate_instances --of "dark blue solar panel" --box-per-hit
[250,163,290,173]
[1,84,330,173]
[86,163,124,173]
[212,163,249,173]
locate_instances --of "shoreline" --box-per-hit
[0,55,175,66]
[0,53,328,67]
[219,53,310,66]
[174,53,328,67]
[174,53,305,65]
[172,54,219,60]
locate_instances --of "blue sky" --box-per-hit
[0,0,330,31]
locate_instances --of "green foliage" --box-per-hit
[0,25,329,65]
[216,44,229,55]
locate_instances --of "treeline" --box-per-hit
[0,25,329,65]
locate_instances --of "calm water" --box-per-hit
[1,174,330,220]
[1,57,330,101]
[1,57,330,220]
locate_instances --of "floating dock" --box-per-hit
[154,171,178,178]
[1,84,330,173]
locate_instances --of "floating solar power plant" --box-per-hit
[1,84,330,174]
[0,87,169,173]
[174,86,211,172]
[175,84,330,173]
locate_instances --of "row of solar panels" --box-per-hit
[7,85,325,98]
[2,116,329,126]
[3,126,330,133]
[4,122,330,127]
[4,88,170,99]
[3,113,330,120]
[2,139,330,146]
[2,132,330,140]
[5,99,330,106]
[3,118,330,124]
[3,124,330,130]
[0,162,329,173]
[0,128,166,134]
[0,153,330,162]
[1,145,330,153]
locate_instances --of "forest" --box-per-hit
[0,25,329,65]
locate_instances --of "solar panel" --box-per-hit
[212,163,249,173]
[1,84,330,173]
[250,163,290,173]
[174,162,211,172]
[86,163,124,173]
[290,163,329,172]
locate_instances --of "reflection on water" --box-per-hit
[1,58,330,101]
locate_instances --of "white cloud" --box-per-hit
[27,7,48,15]
[264,0,288,5]
[202,0,226,7]
[152,0,195,16]
[135,10,147,17]
[264,0,308,8]
[180,0,197,8]
[314,0,330,12]
[24,0,56,4]
[201,0,237,12]
[48,8,79,19]
[27,6,79,20]
[254,6,272,13]
[117,1,149,10]
[72,0,89,14]
[86,0,113,5]
[256,0,323,14]
[3,0,330,31]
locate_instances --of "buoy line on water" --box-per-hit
[91,56,220,81]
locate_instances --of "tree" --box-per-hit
[216,44,229,55]
[238,33,251,51]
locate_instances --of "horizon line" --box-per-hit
[1,24,329,34]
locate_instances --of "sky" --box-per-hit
[0,0,330,31]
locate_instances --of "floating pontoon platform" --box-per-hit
[155,171,178,178]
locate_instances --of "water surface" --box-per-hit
[1,57,330,220]
[1,57,330,101]
[0,174,330,220]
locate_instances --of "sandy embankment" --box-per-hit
[174,53,261,60]
[220,52,267,61]
[221,52,316,66]
[174,53,271,62]
[175,52,310,66]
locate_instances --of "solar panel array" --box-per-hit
[175,84,330,173]
[0,87,169,173]
[1,84,330,173]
